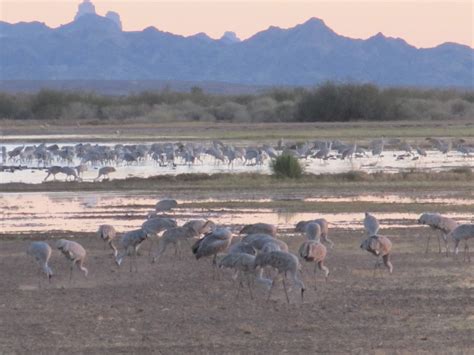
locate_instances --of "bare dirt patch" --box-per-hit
[0,228,472,353]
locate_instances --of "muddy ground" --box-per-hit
[0,227,472,354]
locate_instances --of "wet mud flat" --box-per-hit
[0,227,472,353]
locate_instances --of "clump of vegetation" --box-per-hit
[271,153,304,178]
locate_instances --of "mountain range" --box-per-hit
[0,15,473,88]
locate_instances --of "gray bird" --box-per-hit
[56,239,88,280]
[192,227,233,265]
[27,241,53,285]
[116,229,150,272]
[97,224,118,257]
[155,199,178,213]
[254,251,305,304]
[448,224,474,262]
[418,213,459,254]
[364,212,380,237]
[94,166,116,181]
[360,235,393,275]
[240,223,277,237]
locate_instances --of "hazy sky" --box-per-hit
[1,1,472,48]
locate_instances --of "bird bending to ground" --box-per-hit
[418,213,459,254]
[27,241,53,285]
[97,224,118,257]
[115,229,149,272]
[295,218,334,248]
[448,224,473,262]
[56,239,88,280]
[94,166,116,181]
[254,251,305,304]
[298,222,329,286]
[360,235,393,275]
[152,225,201,263]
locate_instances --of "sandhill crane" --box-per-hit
[75,164,88,177]
[27,241,53,285]
[60,166,81,182]
[364,212,380,236]
[254,251,305,304]
[228,241,257,255]
[56,239,88,280]
[295,218,334,248]
[94,166,116,181]
[44,166,63,181]
[153,225,199,263]
[97,224,118,257]
[360,235,393,275]
[240,223,277,237]
[155,199,178,213]
[241,233,288,253]
[116,229,149,272]
[218,253,258,299]
[298,223,329,285]
[449,224,474,262]
[192,227,233,266]
[418,213,459,254]
[182,219,215,235]
[142,217,177,254]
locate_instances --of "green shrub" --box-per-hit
[271,153,304,178]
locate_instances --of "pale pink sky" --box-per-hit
[0,1,472,48]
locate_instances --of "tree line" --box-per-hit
[0,82,472,122]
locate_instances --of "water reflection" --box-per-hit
[1,192,472,234]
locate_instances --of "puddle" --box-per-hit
[1,192,472,234]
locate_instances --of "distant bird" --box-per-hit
[298,223,329,285]
[192,227,233,266]
[364,212,380,236]
[295,218,334,248]
[155,199,178,213]
[97,224,118,257]
[75,164,88,177]
[115,229,149,272]
[418,213,459,254]
[254,251,305,304]
[448,224,473,262]
[44,166,63,181]
[94,166,116,181]
[240,223,277,237]
[27,241,53,284]
[360,235,393,275]
[56,239,88,280]
[60,166,81,182]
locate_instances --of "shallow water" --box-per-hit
[1,141,473,184]
[1,192,472,234]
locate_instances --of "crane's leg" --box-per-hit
[246,274,254,300]
[425,234,431,253]
[313,263,318,290]
[319,261,330,282]
[383,255,393,274]
[109,241,118,257]
[266,278,275,302]
[282,277,290,304]
[69,261,75,282]
[465,243,470,263]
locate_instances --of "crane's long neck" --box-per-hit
[42,262,53,277]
